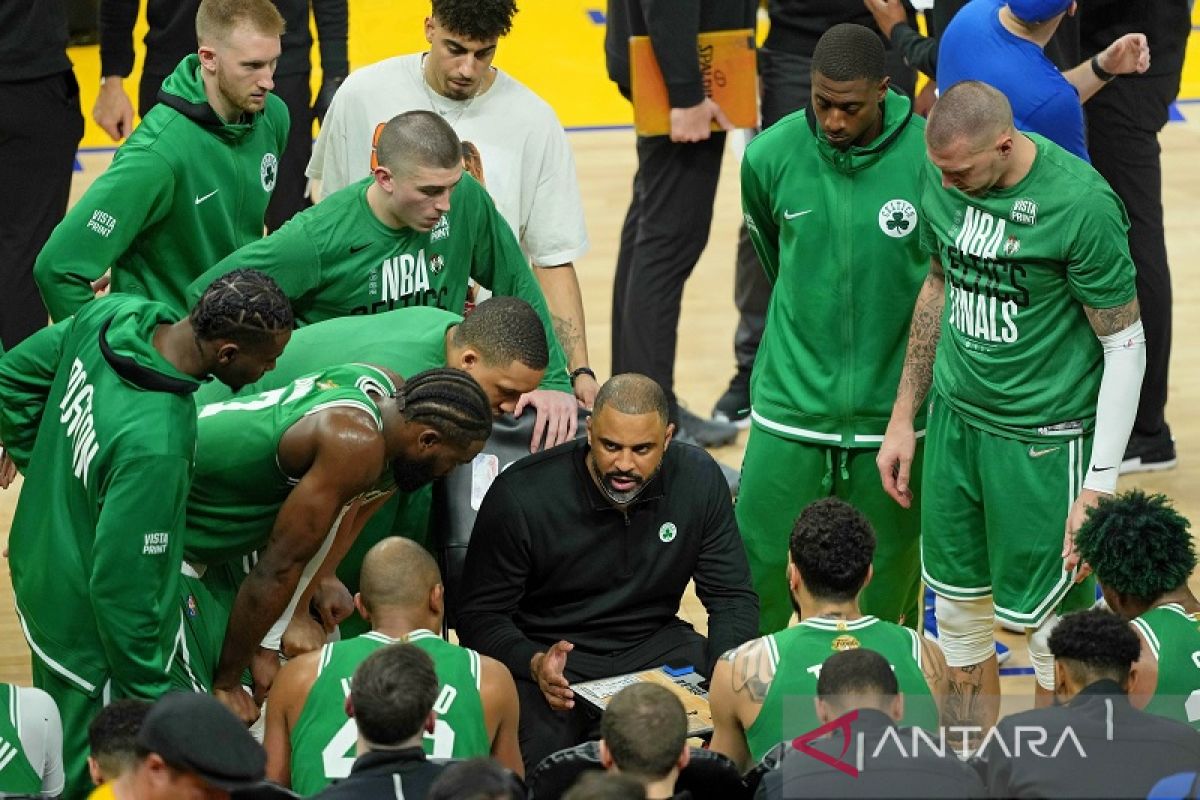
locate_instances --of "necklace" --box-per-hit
[420,53,484,127]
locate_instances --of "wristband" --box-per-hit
[1090,54,1116,82]
[569,366,596,387]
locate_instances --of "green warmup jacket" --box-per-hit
[184,175,571,392]
[34,54,289,320]
[741,90,929,446]
[0,295,202,701]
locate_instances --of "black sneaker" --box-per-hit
[712,372,751,429]
[676,405,739,448]
[1120,428,1177,474]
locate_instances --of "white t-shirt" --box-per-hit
[309,53,589,268]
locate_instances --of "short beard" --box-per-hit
[391,456,438,493]
[588,451,659,506]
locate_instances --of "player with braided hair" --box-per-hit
[1075,490,1200,729]
[177,364,491,724]
[0,270,291,797]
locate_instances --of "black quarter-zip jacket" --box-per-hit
[457,437,758,678]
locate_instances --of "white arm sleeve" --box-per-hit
[1083,319,1146,494]
[17,687,63,797]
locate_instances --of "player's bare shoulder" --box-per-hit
[720,636,777,705]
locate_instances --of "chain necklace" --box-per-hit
[420,53,484,127]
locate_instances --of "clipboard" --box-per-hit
[572,667,714,737]
[629,28,758,137]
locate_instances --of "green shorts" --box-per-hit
[922,398,1089,627]
[169,562,243,693]
[737,424,923,635]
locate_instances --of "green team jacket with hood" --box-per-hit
[741,89,929,447]
[33,54,289,320]
[0,294,203,701]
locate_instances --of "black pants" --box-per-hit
[1086,76,1176,437]
[0,71,83,349]
[140,70,312,233]
[517,622,708,772]
[611,131,725,419]
[728,47,915,377]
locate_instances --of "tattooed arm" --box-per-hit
[533,264,597,408]
[1083,298,1140,337]
[708,639,776,771]
[919,636,951,721]
[877,257,946,508]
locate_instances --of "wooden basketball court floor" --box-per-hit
[2,1,1199,708]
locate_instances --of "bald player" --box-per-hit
[878,81,1142,731]
[265,537,522,793]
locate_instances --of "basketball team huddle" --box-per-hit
[1,0,1199,798]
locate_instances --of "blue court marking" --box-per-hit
[73,158,83,171]
[1170,101,1187,121]
[1000,666,1036,676]
[587,9,606,25]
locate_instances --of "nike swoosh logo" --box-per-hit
[784,209,813,220]
[350,243,372,254]
[194,190,219,205]
[1093,465,1115,472]
[1028,446,1061,458]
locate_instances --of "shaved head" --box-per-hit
[926,80,1014,153]
[593,373,668,424]
[359,537,443,615]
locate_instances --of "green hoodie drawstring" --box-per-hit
[820,448,851,494]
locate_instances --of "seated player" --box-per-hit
[598,684,690,800]
[0,683,63,798]
[175,366,492,724]
[265,537,522,793]
[1074,489,1200,729]
[457,373,758,770]
[311,644,448,799]
[87,700,150,798]
[708,498,944,770]
[978,609,1200,798]
[754,649,984,799]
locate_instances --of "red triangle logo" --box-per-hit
[790,709,860,778]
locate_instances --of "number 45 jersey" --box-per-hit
[290,629,489,794]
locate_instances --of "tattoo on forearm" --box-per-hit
[1084,299,1140,337]
[552,314,582,362]
[899,273,945,409]
[730,641,773,705]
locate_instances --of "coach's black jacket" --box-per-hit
[978,680,1200,799]
[457,437,757,678]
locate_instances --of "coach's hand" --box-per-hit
[531,640,575,711]
[1063,488,1103,581]
[877,418,916,508]
[514,389,578,452]
[214,683,260,726]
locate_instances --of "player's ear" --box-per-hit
[677,742,691,771]
[430,582,445,616]
[459,349,480,370]
[664,421,675,448]
[423,710,437,735]
[418,428,442,450]
[197,45,218,73]
[877,75,890,103]
[424,17,436,44]
[598,740,615,770]
[216,342,239,365]
[862,563,874,589]
[353,592,368,621]
[345,695,356,719]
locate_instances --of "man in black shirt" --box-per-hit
[0,0,84,350]
[314,643,446,800]
[977,609,1200,799]
[458,373,758,771]
[754,648,984,799]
